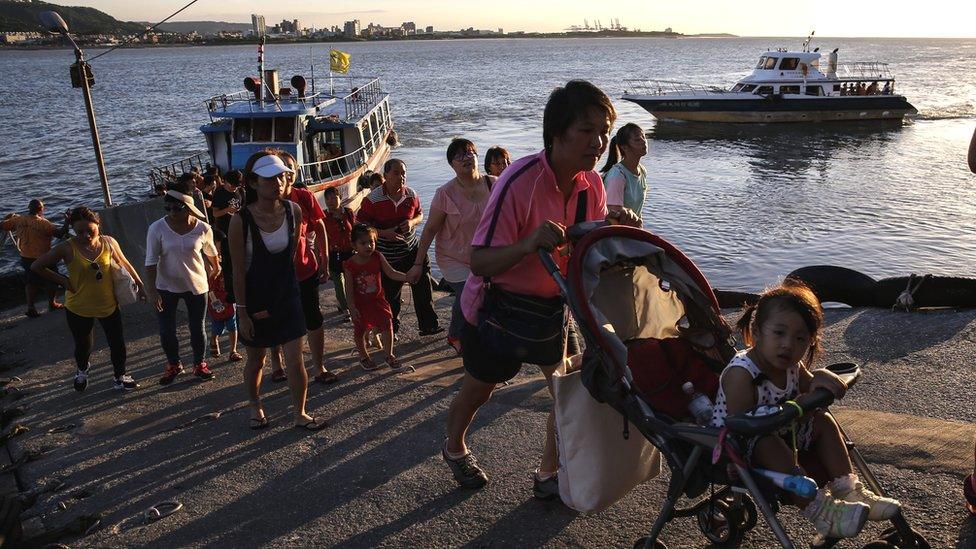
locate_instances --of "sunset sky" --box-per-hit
[69,0,976,38]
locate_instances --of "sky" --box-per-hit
[66,0,976,38]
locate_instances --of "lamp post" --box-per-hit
[39,11,113,208]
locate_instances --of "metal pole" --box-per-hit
[76,48,112,207]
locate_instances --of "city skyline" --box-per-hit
[53,0,976,38]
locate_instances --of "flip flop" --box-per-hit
[385,355,413,372]
[249,416,270,430]
[315,371,340,384]
[25,309,40,318]
[294,418,327,431]
[229,351,243,361]
[359,357,381,371]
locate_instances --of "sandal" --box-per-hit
[314,371,340,384]
[271,369,287,382]
[249,416,270,430]
[385,355,412,372]
[294,418,327,431]
[229,351,243,362]
[359,357,381,371]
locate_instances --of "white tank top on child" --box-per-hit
[709,350,800,428]
[244,216,289,270]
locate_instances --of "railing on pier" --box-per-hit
[148,151,212,190]
[623,79,728,96]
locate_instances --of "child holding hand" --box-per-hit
[343,224,411,372]
[710,280,900,539]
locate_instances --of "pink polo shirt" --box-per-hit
[460,150,607,325]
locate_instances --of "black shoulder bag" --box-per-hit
[477,190,588,365]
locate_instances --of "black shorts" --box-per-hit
[21,257,55,286]
[460,321,566,384]
[298,275,324,331]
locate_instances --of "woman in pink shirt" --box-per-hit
[440,81,641,497]
[409,138,493,354]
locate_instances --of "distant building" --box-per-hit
[425,25,434,34]
[293,19,302,36]
[498,28,503,34]
[251,14,266,36]
[344,19,361,39]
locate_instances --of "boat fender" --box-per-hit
[786,265,878,307]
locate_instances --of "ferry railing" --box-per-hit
[204,76,384,122]
[299,117,388,185]
[834,62,893,80]
[148,151,212,189]
[623,79,728,96]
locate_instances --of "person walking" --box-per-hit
[410,138,493,355]
[2,199,69,317]
[358,158,442,337]
[228,150,325,431]
[322,186,355,321]
[146,184,220,385]
[600,123,649,224]
[441,81,640,495]
[31,207,146,391]
[483,146,511,178]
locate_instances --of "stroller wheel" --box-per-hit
[733,495,758,532]
[696,499,742,546]
[632,537,667,549]
[878,526,931,549]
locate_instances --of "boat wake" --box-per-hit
[915,102,975,120]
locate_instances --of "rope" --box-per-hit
[892,273,930,311]
[784,400,804,468]
[87,0,201,62]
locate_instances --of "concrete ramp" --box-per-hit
[98,198,165,281]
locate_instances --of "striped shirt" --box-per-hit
[357,185,422,264]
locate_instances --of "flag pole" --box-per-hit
[309,46,315,94]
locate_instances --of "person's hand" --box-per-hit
[147,289,163,312]
[809,369,847,400]
[607,208,641,228]
[405,265,423,284]
[238,311,255,340]
[252,310,270,320]
[136,284,148,303]
[318,263,330,283]
[397,220,411,234]
[521,220,566,254]
[379,228,404,241]
[60,275,76,293]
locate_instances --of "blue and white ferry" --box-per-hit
[150,67,395,200]
[622,46,917,123]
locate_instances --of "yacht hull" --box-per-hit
[623,96,917,123]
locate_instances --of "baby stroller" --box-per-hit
[539,223,929,548]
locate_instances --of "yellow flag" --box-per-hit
[330,49,350,74]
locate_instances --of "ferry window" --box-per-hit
[252,118,273,142]
[731,84,743,92]
[274,118,295,142]
[742,84,757,92]
[780,85,800,94]
[833,84,842,92]
[779,58,799,71]
[234,119,251,143]
[756,56,766,69]
[756,86,774,95]
[763,57,778,70]
[805,86,822,96]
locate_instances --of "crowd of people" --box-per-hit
[4,79,934,538]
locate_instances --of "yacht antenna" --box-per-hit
[803,30,815,52]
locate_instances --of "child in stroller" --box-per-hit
[710,280,900,538]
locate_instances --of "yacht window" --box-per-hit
[833,84,842,92]
[233,119,251,143]
[763,57,778,70]
[779,58,800,71]
[252,118,273,142]
[805,86,822,96]
[756,56,767,69]
[274,118,295,142]
[731,84,743,92]
[756,86,774,95]
[780,85,800,94]
[741,84,757,92]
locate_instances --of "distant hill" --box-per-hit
[0,0,144,34]
[154,21,251,34]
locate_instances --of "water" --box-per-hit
[2,37,975,290]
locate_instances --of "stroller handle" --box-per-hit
[725,388,835,437]
[538,249,572,299]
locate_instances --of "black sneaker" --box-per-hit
[420,326,445,337]
[73,370,88,392]
[532,470,560,500]
[442,441,488,489]
[113,375,139,391]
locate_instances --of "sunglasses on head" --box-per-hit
[165,201,188,212]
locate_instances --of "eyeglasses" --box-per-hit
[165,201,188,212]
[489,158,510,166]
[453,150,477,161]
[90,261,103,281]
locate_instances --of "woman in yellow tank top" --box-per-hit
[32,207,146,392]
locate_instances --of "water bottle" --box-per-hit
[682,381,714,425]
[754,468,818,499]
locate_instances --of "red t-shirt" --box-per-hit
[289,188,326,281]
[323,207,355,253]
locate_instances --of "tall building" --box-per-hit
[293,19,302,35]
[343,19,361,39]
[251,14,266,36]
[425,25,434,34]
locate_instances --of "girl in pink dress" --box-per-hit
[343,224,411,371]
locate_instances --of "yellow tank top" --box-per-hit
[65,237,117,318]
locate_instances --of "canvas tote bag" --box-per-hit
[553,359,662,514]
[107,238,139,306]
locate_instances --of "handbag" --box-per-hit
[106,237,139,306]
[476,190,588,365]
[553,361,662,514]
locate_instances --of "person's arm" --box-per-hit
[604,171,627,212]
[719,367,759,416]
[31,243,72,291]
[228,213,254,338]
[313,219,329,279]
[968,126,976,174]
[798,364,847,400]
[343,265,359,323]
[144,225,163,310]
[201,225,220,278]
[106,236,147,302]
[469,220,566,278]
[145,265,163,311]
[290,201,303,263]
[407,206,447,283]
[379,253,408,282]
